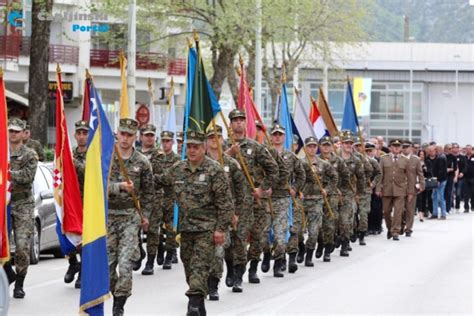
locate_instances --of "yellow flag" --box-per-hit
[119,52,129,119]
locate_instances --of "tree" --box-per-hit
[28,0,53,145]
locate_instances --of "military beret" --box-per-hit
[118,118,139,134]
[75,120,89,132]
[319,135,333,145]
[270,124,285,135]
[160,130,174,140]
[140,124,156,135]
[228,109,246,120]
[305,136,318,146]
[176,131,184,142]
[206,124,223,137]
[186,130,206,145]
[389,139,402,146]
[8,117,25,131]
[365,142,376,150]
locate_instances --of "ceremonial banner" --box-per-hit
[353,77,372,117]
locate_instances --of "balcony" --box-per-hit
[0,34,21,61]
[20,37,79,65]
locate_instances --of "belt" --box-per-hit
[11,192,32,201]
[108,201,135,210]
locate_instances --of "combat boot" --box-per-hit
[163,251,173,270]
[323,244,332,262]
[187,295,201,316]
[359,232,366,246]
[350,233,357,243]
[296,241,305,263]
[261,252,271,273]
[156,240,165,266]
[207,276,220,301]
[281,254,287,272]
[273,259,284,278]
[198,295,207,316]
[171,248,179,264]
[224,259,234,287]
[232,265,245,293]
[142,254,155,275]
[74,271,81,289]
[13,275,25,299]
[248,260,260,284]
[335,236,341,249]
[340,239,349,257]
[347,243,352,251]
[64,255,80,284]
[3,261,16,285]
[112,296,127,316]
[305,249,314,267]
[315,243,324,259]
[288,253,298,273]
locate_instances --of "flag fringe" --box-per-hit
[79,292,111,315]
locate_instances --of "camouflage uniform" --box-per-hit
[25,138,45,162]
[72,147,87,199]
[107,121,155,298]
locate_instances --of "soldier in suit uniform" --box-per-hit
[376,139,415,240]
[401,140,425,237]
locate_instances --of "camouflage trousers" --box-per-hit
[162,198,178,251]
[229,210,253,266]
[181,231,214,297]
[209,232,232,279]
[338,194,356,240]
[287,197,304,254]
[303,199,323,250]
[107,212,140,297]
[262,197,289,260]
[247,201,266,261]
[146,206,163,257]
[357,193,371,232]
[321,195,339,245]
[11,196,34,277]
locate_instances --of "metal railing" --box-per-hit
[20,37,79,65]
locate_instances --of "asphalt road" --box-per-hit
[8,211,474,315]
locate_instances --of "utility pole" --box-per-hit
[127,0,137,115]
[254,0,262,117]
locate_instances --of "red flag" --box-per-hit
[309,97,318,125]
[237,64,257,139]
[82,77,91,121]
[0,72,10,263]
[54,69,83,254]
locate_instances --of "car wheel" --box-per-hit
[30,222,40,265]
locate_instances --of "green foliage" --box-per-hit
[44,147,54,162]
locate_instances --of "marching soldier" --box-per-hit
[23,123,45,162]
[7,118,38,299]
[137,124,161,160]
[376,139,415,241]
[206,124,252,297]
[225,109,279,284]
[364,143,382,236]
[300,136,337,266]
[165,130,234,316]
[108,118,154,315]
[63,120,89,289]
[176,131,184,155]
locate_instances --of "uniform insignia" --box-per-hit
[133,166,140,172]
[224,166,229,172]
[247,148,252,155]
[175,180,185,184]
[199,174,206,181]
[283,155,288,160]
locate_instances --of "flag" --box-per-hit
[237,64,257,139]
[316,88,339,137]
[119,52,129,119]
[293,89,316,143]
[341,80,359,134]
[276,84,293,150]
[249,88,267,144]
[165,79,177,137]
[147,78,156,128]
[53,69,83,256]
[187,40,221,133]
[0,71,10,263]
[82,75,91,120]
[181,45,198,160]
[353,77,372,116]
[79,82,114,315]
[309,97,329,139]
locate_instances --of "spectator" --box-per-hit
[416,150,432,221]
[444,144,456,213]
[463,145,474,213]
[452,143,466,211]
[427,145,447,219]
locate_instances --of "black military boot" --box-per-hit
[288,253,298,273]
[198,295,207,316]
[335,236,342,249]
[187,295,201,316]
[296,241,306,263]
[13,275,25,299]
[224,259,234,287]
[359,232,366,246]
[74,271,81,289]
[350,232,358,243]
[232,265,244,293]
[273,259,284,278]
[142,254,155,275]
[3,261,16,285]
[340,239,349,257]
[261,252,271,273]
[207,276,220,301]
[305,249,314,267]
[112,296,127,316]
[323,244,332,262]
[156,240,165,266]
[248,260,260,284]
[163,250,173,270]
[347,243,353,251]
[171,248,179,264]
[315,243,324,259]
[281,254,287,272]
[64,255,80,284]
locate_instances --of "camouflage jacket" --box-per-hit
[168,156,234,232]
[368,156,382,191]
[108,148,155,217]
[150,150,180,196]
[10,144,38,198]
[224,137,279,190]
[25,138,45,162]
[342,153,366,195]
[320,152,350,193]
[301,156,338,198]
[354,151,373,194]
[207,153,253,217]
[137,146,162,162]
[271,148,305,198]
[72,147,87,198]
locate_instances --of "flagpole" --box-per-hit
[211,118,224,166]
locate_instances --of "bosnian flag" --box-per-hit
[310,96,329,139]
[54,68,83,255]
